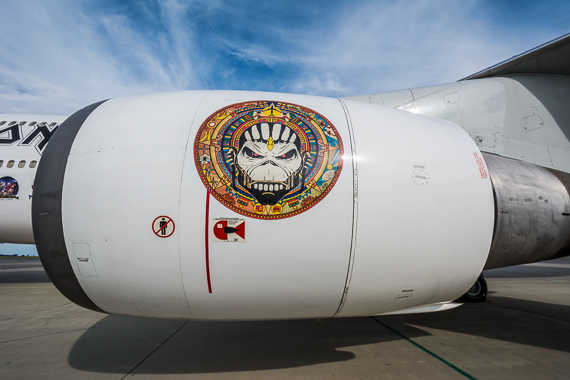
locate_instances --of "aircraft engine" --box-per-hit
[483,153,570,269]
[32,91,496,319]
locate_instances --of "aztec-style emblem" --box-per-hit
[0,176,19,199]
[194,101,344,219]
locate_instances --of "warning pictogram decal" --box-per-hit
[152,216,175,238]
[213,218,245,242]
[473,152,488,179]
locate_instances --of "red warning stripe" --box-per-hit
[205,192,212,293]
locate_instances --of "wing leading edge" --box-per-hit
[462,32,570,80]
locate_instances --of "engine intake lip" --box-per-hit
[32,100,108,314]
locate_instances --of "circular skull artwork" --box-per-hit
[194,101,344,219]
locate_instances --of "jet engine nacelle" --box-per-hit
[33,91,495,320]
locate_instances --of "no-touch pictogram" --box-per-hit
[152,216,175,238]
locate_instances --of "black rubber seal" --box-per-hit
[32,100,108,314]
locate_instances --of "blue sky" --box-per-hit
[1,0,569,117]
[0,0,569,255]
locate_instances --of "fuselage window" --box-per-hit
[18,160,26,168]
[0,160,3,167]
[29,161,37,168]
[0,121,5,126]
[7,160,15,168]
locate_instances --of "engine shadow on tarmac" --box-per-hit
[67,316,407,374]
[66,299,570,375]
[384,302,570,353]
[5,258,568,375]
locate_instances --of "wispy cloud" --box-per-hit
[0,0,568,115]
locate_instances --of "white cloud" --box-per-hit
[0,0,567,114]
[0,0,203,114]
[276,1,533,96]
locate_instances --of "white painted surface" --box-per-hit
[57,91,495,320]
[0,115,66,244]
[337,100,494,317]
[346,74,570,173]
[377,301,462,315]
[178,91,353,320]
[62,92,209,318]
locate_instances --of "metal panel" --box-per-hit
[406,93,446,119]
[484,153,570,269]
[178,91,354,320]
[61,92,208,318]
[338,101,494,316]
[0,115,67,244]
[348,75,570,173]
[347,89,414,108]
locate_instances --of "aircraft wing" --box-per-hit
[345,33,570,176]
[462,32,570,80]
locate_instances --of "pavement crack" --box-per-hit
[488,300,570,323]
[121,321,188,379]
[0,328,90,344]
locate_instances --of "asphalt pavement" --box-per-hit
[1,256,569,379]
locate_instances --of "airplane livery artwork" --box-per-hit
[194,101,343,219]
[0,176,19,199]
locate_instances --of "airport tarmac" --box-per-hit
[1,257,569,379]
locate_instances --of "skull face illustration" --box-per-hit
[230,122,310,205]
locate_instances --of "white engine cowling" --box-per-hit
[33,91,494,320]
